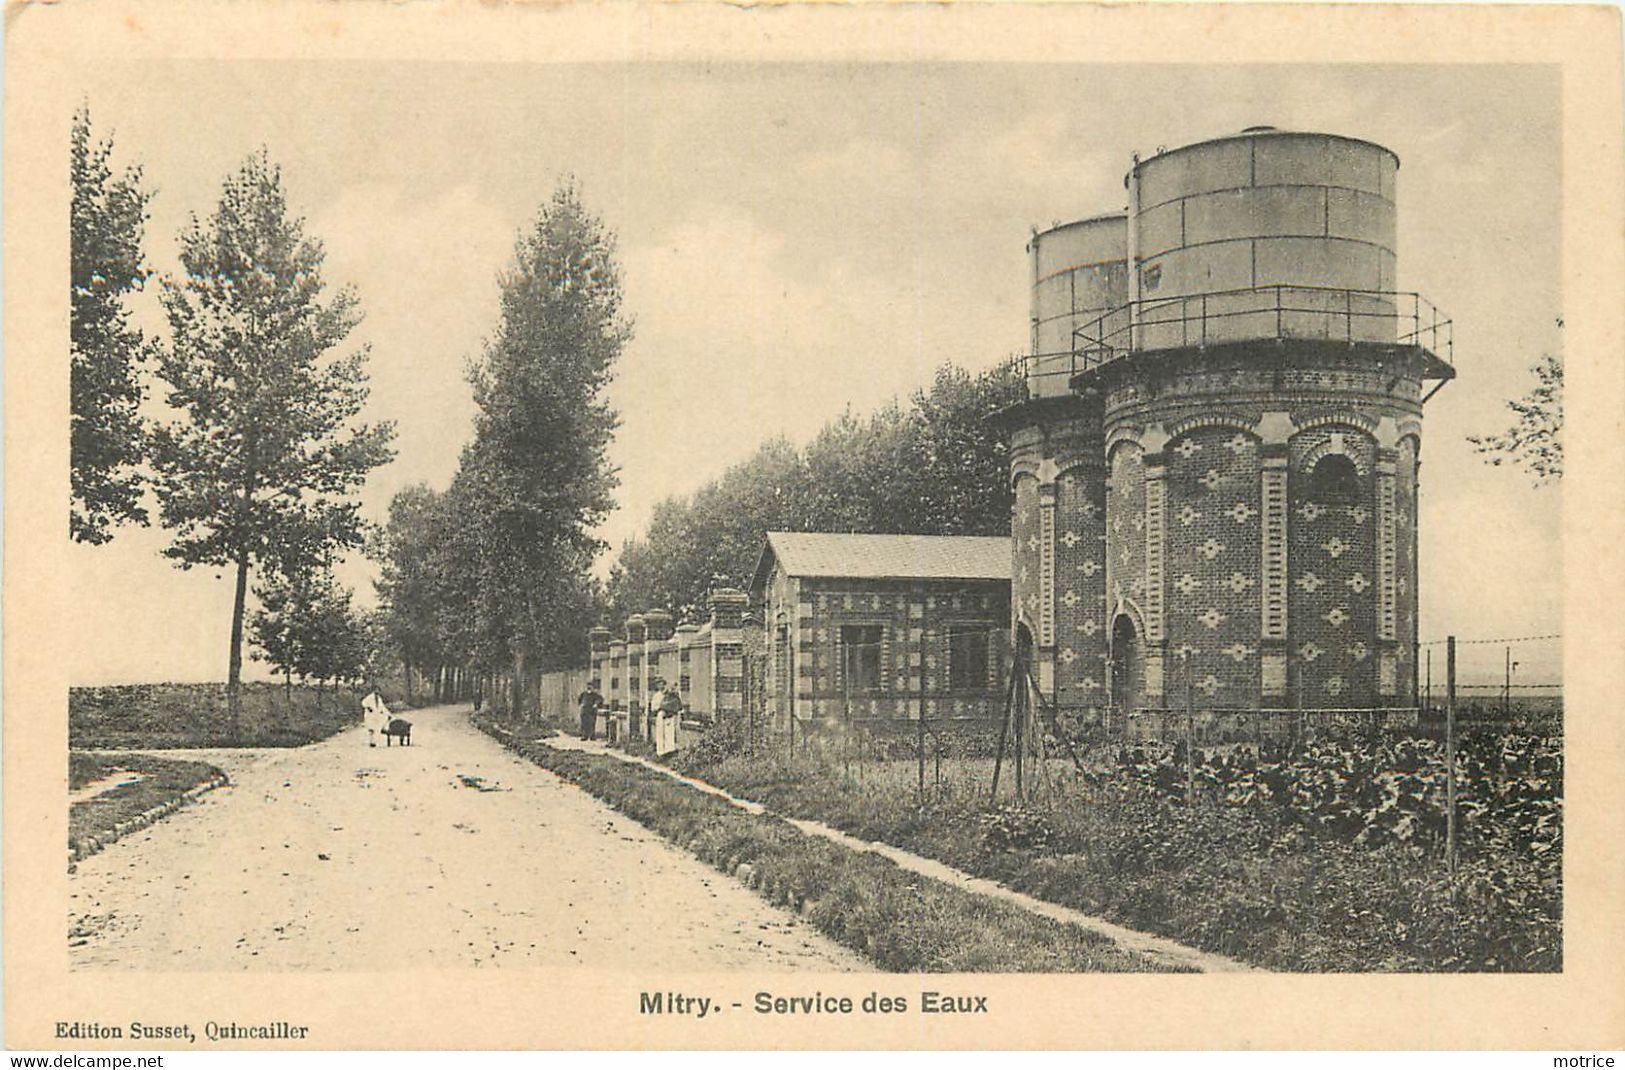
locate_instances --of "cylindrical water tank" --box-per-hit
[1127,128,1398,350]
[1028,213,1129,396]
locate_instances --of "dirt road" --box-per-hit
[68,705,868,972]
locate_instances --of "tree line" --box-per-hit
[72,109,396,731]
[70,107,625,726]
[371,183,627,712]
[373,359,1023,705]
[599,362,1024,627]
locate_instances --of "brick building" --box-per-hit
[1005,127,1454,727]
[749,532,1011,730]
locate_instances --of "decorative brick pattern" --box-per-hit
[1377,458,1398,643]
[1055,463,1108,709]
[1012,474,1041,642]
[765,578,1008,722]
[1163,426,1262,707]
[1289,427,1378,706]
[1105,441,1150,702]
[1144,466,1167,642]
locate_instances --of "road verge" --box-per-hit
[475,715,1182,973]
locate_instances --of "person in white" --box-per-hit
[361,690,392,746]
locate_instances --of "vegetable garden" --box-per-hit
[671,719,1562,972]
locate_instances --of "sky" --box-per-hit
[64,62,1563,687]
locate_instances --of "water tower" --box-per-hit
[1007,128,1454,724]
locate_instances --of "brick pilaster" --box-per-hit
[708,588,749,724]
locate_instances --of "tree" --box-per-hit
[151,149,396,733]
[462,179,630,715]
[250,565,370,708]
[71,106,154,544]
[374,483,448,703]
[604,360,1020,620]
[1470,352,1563,485]
[248,566,306,706]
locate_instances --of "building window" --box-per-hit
[841,625,883,691]
[949,626,990,691]
[1309,454,1362,504]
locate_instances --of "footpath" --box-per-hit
[547,733,1258,974]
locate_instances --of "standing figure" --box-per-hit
[577,681,603,741]
[656,679,684,756]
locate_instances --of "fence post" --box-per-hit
[1503,645,1512,720]
[1184,654,1196,806]
[1424,645,1431,715]
[1445,635,1458,881]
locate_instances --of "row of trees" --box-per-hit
[71,108,394,728]
[372,184,627,710]
[604,361,1023,624]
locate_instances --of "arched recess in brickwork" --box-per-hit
[1286,423,1379,707]
[1296,426,1374,478]
[1010,458,1042,488]
[1166,412,1259,442]
[1054,454,1098,480]
[1104,426,1144,461]
[1106,435,1144,469]
[1293,410,1379,437]
[1111,594,1147,642]
[1109,610,1144,713]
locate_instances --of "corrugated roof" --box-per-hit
[752,531,1011,594]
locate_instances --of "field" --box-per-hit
[70,682,364,749]
[672,721,1562,972]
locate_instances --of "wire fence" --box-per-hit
[726,626,1562,810]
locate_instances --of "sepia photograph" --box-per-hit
[7,0,1624,1054]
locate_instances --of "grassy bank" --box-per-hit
[669,731,1561,973]
[475,714,1181,973]
[70,682,362,748]
[69,752,228,861]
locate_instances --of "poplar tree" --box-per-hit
[464,180,630,715]
[151,150,395,733]
[70,106,154,543]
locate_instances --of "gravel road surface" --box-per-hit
[68,705,868,972]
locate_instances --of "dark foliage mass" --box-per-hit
[606,361,1023,623]
[70,107,154,544]
[373,182,624,708]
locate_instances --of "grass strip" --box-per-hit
[69,752,228,861]
[476,716,1182,973]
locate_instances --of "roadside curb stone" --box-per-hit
[69,772,230,868]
